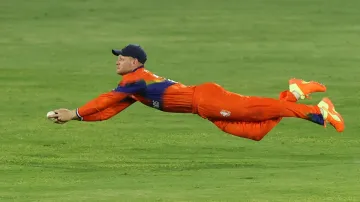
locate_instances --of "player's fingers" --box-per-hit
[54,119,66,124]
[48,113,59,118]
[54,108,68,112]
[57,116,70,122]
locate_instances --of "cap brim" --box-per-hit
[112,49,122,56]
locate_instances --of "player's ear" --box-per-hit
[133,58,140,66]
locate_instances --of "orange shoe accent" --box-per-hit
[317,97,345,132]
[289,78,327,99]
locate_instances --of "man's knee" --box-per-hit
[249,134,266,141]
[212,117,278,141]
[232,130,267,141]
[214,121,269,141]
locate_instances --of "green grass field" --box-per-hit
[1,0,360,201]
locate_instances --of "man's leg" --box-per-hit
[195,80,326,126]
[212,89,297,141]
[213,95,345,141]
[194,79,344,137]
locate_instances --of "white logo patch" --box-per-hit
[220,110,231,117]
[152,100,160,109]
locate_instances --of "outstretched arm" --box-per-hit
[80,97,136,121]
[76,91,130,118]
[49,80,146,123]
[49,91,130,123]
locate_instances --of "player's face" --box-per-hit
[116,56,137,75]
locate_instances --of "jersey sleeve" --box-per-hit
[81,97,136,121]
[76,80,146,118]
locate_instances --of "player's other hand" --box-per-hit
[48,108,78,124]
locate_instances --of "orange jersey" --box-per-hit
[76,67,196,121]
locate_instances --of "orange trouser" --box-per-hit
[193,83,324,141]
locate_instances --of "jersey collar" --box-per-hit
[131,65,144,72]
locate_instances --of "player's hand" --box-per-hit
[48,108,78,123]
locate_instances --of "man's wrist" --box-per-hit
[72,109,81,120]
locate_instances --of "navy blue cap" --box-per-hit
[112,44,147,64]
